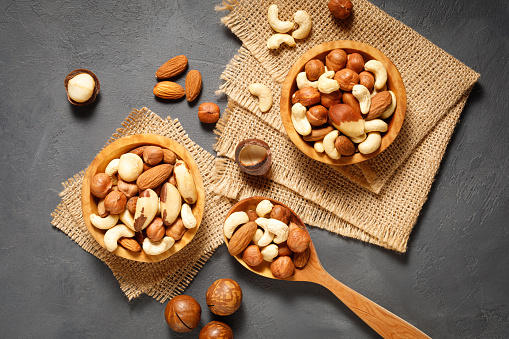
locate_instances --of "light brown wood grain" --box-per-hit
[280,41,407,165]
[82,134,205,263]
[224,197,429,339]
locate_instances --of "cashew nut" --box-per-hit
[256,199,274,217]
[323,130,341,160]
[364,60,387,90]
[296,72,318,90]
[105,159,120,185]
[174,160,197,204]
[260,244,279,262]
[292,10,312,39]
[224,211,250,239]
[181,203,197,229]
[119,208,135,231]
[104,224,135,252]
[267,33,296,49]
[117,153,144,182]
[160,182,182,226]
[352,84,371,114]
[314,141,325,153]
[248,83,273,113]
[134,189,159,231]
[90,213,119,230]
[358,132,382,154]
[267,4,294,33]
[317,70,340,94]
[253,218,275,247]
[380,91,397,119]
[143,236,175,256]
[255,218,289,244]
[252,228,264,245]
[291,103,312,136]
[364,119,388,133]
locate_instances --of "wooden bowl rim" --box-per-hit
[81,133,205,263]
[280,40,407,165]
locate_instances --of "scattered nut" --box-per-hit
[267,33,296,49]
[165,295,201,333]
[153,81,186,100]
[206,278,243,316]
[65,69,99,105]
[248,83,273,112]
[267,4,294,33]
[292,10,312,39]
[199,321,233,339]
[185,69,202,102]
[328,0,353,19]
[156,55,188,79]
[198,102,220,123]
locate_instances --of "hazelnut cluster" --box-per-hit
[291,48,397,159]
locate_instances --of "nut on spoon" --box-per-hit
[224,196,430,339]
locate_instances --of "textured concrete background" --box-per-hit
[1,0,508,338]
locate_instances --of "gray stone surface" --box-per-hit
[1,0,507,338]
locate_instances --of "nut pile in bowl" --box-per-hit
[280,40,406,165]
[81,134,205,262]
[224,198,311,279]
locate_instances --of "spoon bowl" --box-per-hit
[225,197,430,339]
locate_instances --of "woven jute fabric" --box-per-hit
[212,0,480,252]
[51,108,230,301]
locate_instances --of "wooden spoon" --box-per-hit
[225,197,430,339]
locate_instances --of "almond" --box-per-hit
[118,237,142,252]
[367,91,392,120]
[153,81,185,100]
[302,126,334,142]
[155,55,188,79]
[228,221,257,256]
[185,70,202,102]
[136,164,173,191]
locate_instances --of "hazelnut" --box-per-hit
[198,102,220,123]
[103,191,127,215]
[235,139,272,176]
[293,247,311,268]
[246,206,258,222]
[306,105,329,126]
[242,244,264,267]
[199,321,233,339]
[269,205,292,224]
[334,68,359,91]
[328,0,353,19]
[305,59,325,81]
[143,146,164,166]
[117,178,139,199]
[278,241,293,257]
[287,222,311,253]
[145,217,165,242]
[341,92,361,113]
[206,278,242,316]
[166,217,187,241]
[325,49,347,72]
[292,86,321,106]
[335,135,356,156]
[90,173,113,198]
[320,90,342,108]
[126,196,138,214]
[165,295,201,333]
[359,71,375,91]
[346,53,365,74]
[64,69,100,105]
[270,256,295,279]
[162,149,177,165]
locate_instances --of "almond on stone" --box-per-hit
[185,70,202,102]
[155,55,188,79]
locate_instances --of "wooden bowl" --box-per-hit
[81,134,205,262]
[280,41,407,165]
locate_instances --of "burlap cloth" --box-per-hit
[51,108,231,301]
[212,0,480,252]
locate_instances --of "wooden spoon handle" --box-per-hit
[317,271,430,339]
